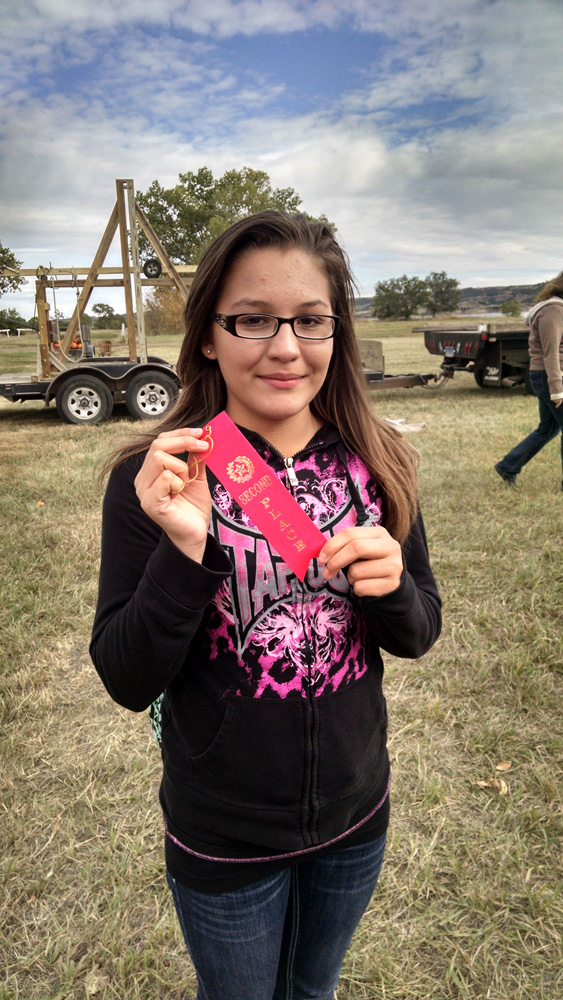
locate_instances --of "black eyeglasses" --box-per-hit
[212,313,339,341]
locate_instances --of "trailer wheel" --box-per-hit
[125,371,178,420]
[56,375,113,425]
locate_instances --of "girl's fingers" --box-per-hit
[319,526,386,562]
[319,526,402,588]
[135,437,210,495]
[320,529,393,574]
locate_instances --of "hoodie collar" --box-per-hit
[526,297,563,326]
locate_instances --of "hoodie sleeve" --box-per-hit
[536,305,563,399]
[89,456,233,712]
[358,507,442,659]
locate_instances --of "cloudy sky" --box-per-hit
[2,0,563,318]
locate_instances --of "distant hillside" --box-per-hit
[457,284,541,312]
[355,297,374,317]
[356,284,542,316]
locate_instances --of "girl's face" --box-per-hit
[203,246,334,441]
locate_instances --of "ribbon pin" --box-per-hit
[170,426,214,494]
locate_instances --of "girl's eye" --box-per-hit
[239,315,270,328]
[297,315,323,327]
[295,316,333,336]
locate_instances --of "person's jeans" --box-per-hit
[496,370,563,487]
[166,832,387,1000]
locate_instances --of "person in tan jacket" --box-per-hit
[495,273,563,491]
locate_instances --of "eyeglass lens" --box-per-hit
[236,314,334,339]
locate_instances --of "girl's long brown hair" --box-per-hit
[104,212,419,542]
[535,271,563,302]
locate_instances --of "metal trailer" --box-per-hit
[0,178,195,425]
[0,355,180,424]
[417,323,530,389]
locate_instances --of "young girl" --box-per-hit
[91,212,441,1000]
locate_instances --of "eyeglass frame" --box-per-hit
[211,312,339,341]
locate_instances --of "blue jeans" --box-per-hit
[166,832,387,1000]
[496,370,563,487]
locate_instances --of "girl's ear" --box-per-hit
[202,342,217,359]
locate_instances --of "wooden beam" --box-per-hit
[37,277,194,289]
[134,203,190,302]
[1,264,197,277]
[60,202,119,353]
[127,180,147,364]
[36,281,52,378]
[116,180,137,361]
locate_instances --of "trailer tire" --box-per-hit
[143,258,162,278]
[125,370,178,420]
[56,375,113,425]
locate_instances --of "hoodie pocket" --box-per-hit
[185,693,308,811]
[316,668,387,805]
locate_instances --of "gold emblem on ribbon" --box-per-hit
[227,456,255,483]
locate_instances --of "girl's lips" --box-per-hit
[258,373,305,388]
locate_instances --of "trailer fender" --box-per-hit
[45,367,112,405]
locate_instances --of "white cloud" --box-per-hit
[2,0,563,320]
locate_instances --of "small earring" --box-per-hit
[207,349,211,354]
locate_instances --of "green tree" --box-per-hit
[372,275,428,320]
[136,166,323,264]
[144,287,185,337]
[500,299,522,317]
[92,303,117,328]
[425,270,460,316]
[0,306,27,332]
[0,241,26,297]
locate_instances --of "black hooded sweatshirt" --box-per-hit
[90,423,441,892]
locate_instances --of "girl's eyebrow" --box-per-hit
[229,298,330,310]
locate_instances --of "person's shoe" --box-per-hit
[494,463,518,487]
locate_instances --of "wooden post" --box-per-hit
[36,280,51,378]
[126,180,148,364]
[60,203,119,354]
[116,179,137,362]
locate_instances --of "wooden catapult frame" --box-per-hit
[9,179,196,378]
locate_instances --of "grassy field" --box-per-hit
[1,323,562,999]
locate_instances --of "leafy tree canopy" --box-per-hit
[425,270,460,316]
[372,271,460,319]
[0,306,28,332]
[500,299,522,317]
[136,166,327,263]
[92,303,115,318]
[372,275,429,320]
[144,286,184,338]
[0,241,26,297]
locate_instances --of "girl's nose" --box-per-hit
[267,320,300,358]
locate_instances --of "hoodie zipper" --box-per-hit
[263,442,320,844]
[284,456,299,487]
[248,432,323,843]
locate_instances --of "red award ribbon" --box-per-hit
[202,411,325,581]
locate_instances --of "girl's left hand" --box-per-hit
[319,526,403,598]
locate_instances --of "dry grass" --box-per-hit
[1,324,562,999]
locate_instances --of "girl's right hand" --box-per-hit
[134,428,212,563]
